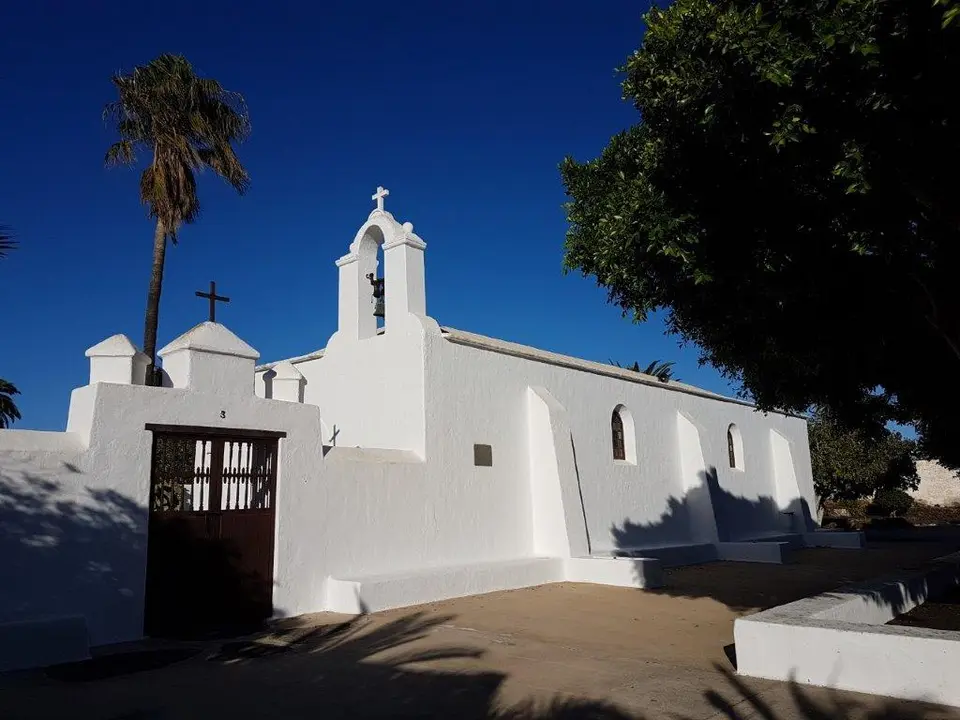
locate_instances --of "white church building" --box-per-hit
[0,189,859,671]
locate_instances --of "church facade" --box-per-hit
[0,189,858,671]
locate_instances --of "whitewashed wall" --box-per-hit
[0,383,325,647]
[257,325,427,456]
[424,333,814,557]
[251,324,814,581]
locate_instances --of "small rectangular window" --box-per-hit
[473,444,493,467]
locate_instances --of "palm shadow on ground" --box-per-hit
[18,607,952,720]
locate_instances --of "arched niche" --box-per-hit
[612,404,637,465]
[727,423,744,471]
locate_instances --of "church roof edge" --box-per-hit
[253,325,803,419]
[439,326,801,417]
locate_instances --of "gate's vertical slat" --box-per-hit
[209,438,225,516]
[232,440,239,510]
[225,440,233,510]
[233,441,241,510]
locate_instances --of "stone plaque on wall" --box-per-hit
[473,444,493,467]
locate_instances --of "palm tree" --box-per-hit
[0,379,20,429]
[610,359,677,383]
[104,54,251,384]
[1,226,20,427]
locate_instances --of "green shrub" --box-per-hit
[867,488,915,517]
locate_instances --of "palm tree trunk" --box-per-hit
[143,220,167,386]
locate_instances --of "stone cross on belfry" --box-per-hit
[372,186,389,212]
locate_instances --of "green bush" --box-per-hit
[867,488,915,517]
[808,409,919,506]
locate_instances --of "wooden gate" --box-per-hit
[143,426,282,637]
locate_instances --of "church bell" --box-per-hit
[367,273,385,319]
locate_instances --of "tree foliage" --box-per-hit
[104,53,251,242]
[612,359,677,382]
[104,54,250,382]
[562,0,960,465]
[809,409,918,505]
[0,226,20,428]
[0,379,20,430]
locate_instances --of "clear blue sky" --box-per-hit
[0,0,745,432]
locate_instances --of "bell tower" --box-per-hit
[331,187,428,345]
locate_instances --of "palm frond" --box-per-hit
[0,226,16,258]
[0,378,21,429]
[104,53,251,234]
[105,140,136,166]
[615,358,677,382]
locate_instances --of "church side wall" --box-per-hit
[424,337,815,557]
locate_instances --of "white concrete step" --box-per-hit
[325,557,565,614]
[564,556,663,588]
[737,532,805,550]
[611,542,718,568]
[324,554,671,614]
[718,541,791,564]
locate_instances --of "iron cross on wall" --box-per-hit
[196,281,230,322]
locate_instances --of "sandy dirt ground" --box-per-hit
[2,536,959,720]
[890,583,960,631]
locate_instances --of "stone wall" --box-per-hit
[911,460,960,506]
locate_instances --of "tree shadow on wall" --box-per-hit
[610,468,950,614]
[0,460,149,642]
[611,465,813,549]
[13,606,950,719]
[0,459,275,644]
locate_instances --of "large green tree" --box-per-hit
[0,227,20,428]
[104,54,251,383]
[562,1,960,464]
[808,408,918,506]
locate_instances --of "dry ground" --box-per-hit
[891,583,960,632]
[2,535,959,720]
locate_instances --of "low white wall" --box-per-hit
[0,382,325,648]
[735,552,960,707]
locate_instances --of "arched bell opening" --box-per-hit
[355,224,386,338]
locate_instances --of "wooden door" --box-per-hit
[144,431,278,637]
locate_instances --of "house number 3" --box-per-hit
[220,410,226,419]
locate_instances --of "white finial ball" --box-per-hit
[402,221,414,233]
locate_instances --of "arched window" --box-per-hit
[612,411,626,460]
[727,423,744,470]
[611,405,637,464]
